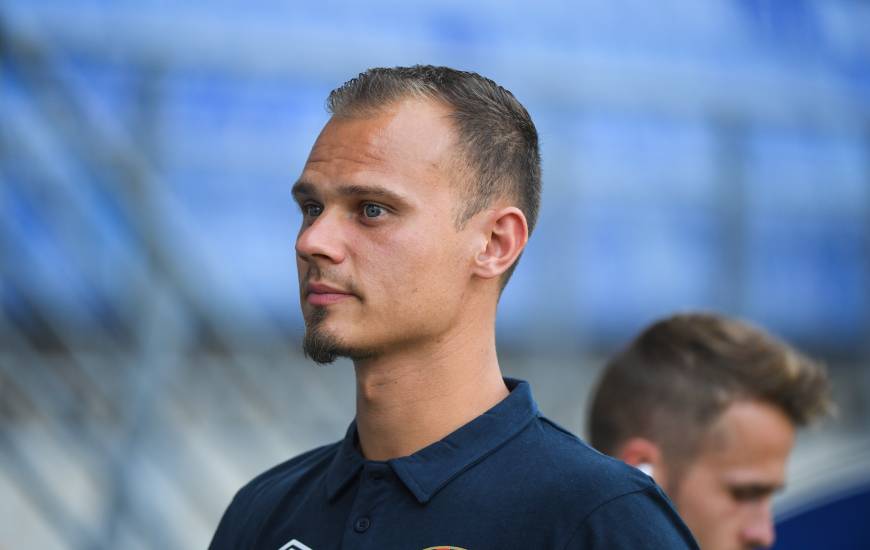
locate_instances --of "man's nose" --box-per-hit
[296,210,346,265]
[740,504,775,549]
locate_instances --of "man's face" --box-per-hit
[668,400,796,550]
[293,98,476,363]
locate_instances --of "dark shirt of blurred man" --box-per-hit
[588,312,832,550]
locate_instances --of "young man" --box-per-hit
[210,66,697,549]
[588,312,832,550]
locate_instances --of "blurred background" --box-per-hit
[1,0,868,548]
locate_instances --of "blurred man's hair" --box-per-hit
[588,312,831,475]
[327,65,541,286]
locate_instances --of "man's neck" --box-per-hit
[352,324,508,462]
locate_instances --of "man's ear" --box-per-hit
[617,437,668,484]
[472,206,528,280]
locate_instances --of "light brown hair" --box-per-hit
[588,312,832,469]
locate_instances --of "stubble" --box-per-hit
[302,307,379,364]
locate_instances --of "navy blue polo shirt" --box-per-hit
[210,378,698,549]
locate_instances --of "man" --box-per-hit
[210,66,697,549]
[588,312,832,550]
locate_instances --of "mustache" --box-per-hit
[302,265,361,298]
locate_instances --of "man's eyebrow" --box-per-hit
[728,481,784,497]
[292,181,411,207]
[337,184,409,206]
[291,180,315,200]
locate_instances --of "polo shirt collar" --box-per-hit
[325,378,539,504]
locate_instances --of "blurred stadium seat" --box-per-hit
[1,1,868,548]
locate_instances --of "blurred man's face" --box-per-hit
[668,400,795,550]
[293,97,475,363]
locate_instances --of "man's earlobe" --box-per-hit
[618,438,661,467]
[617,437,668,484]
[472,206,528,280]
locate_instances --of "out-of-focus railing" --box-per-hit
[1,2,869,548]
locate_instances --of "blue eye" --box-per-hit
[363,203,385,218]
[304,203,323,217]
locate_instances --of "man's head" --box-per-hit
[293,66,541,364]
[588,312,832,550]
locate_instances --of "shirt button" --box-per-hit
[369,471,384,481]
[354,516,371,532]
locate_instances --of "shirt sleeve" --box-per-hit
[564,486,700,549]
[208,489,244,550]
[208,482,264,550]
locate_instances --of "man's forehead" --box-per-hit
[705,400,794,445]
[299,140,420,198]
[304,139,391,177]
[689,400,794,481]
[309,98,459,171]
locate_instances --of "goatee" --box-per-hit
[302,308,379,364]
[303,308,341,364]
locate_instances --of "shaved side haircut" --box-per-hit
[588,312,832,477]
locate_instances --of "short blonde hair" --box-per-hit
[588,312,832,467]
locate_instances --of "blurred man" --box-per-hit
[210,66,697,549]
[588,312,832,550]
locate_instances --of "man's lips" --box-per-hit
[305,282,355,306]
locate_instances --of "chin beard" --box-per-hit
[302,308,378,364]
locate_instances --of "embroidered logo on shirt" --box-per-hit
[278,540,313,550]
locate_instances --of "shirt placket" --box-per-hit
[341,462,393,549]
